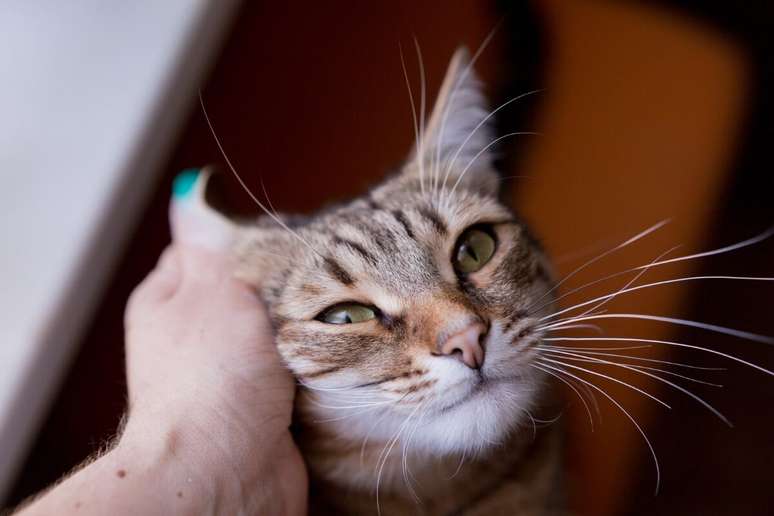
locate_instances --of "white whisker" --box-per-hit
[199,92,322,256]
[544,337,774,377]
[449,448,467,479]
[536,360,661,494]
[527,220,670,314]
[539,350,730,425]
[570,247,678,321]
[537,345,725,371]
[531,363,595,431]
[402,408,426,505]
[399,43,424,195]
[434,24,501,203]
[542,275,774,324]
[376,402,424,516]
[540,313,774,345]
[441,89,540,195]
[413,38,427,198]
[537,357,670,408]
[539,344,653,352]
[444,131,539,209]
[540,323,604,334]
[631,226,774,271]
[532,226,774,316]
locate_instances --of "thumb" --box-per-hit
[169,168,239,284]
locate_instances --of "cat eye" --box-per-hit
[453,226,496,274]
[318,303,377,324]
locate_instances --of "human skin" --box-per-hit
[15,243,308,515]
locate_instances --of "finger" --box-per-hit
[169,168,236,252]
[149,246,182,298]
[138,245,181,302]
[156,245,178,274]
[175,242,233,287]
[128,246,181,310]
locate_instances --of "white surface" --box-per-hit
[0,0,238,501]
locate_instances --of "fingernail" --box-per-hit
[172,169,201,199]
[169,166,236,251]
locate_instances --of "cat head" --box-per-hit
[233,48,554,457]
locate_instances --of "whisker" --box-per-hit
[545,323,604,334]
[525,409,537,440]
[536,361,661,494]
[449,447,467,479]
[570,247,678,321]
[539,313,774,345]
[536,357,670,408]
[539,350,730,425]
[376,402,424,516]
[539,344,653,352]
[541,275,774,324]
[399,42,423,195]
[298,379,384,392]
[531,412,565,426]
[402,407,427,505]
[537,345,725,371]
[315,402,400,423]
[198,92,322,257]
[531,363,595,431]
[578,358,724,387]
[552,235,620,266]
[543,337,774,377]
[441,89,541,195]
[527,220,670,314]
[531,226,774,316]
[308,400,397,411]
[360,393,412,467]
[566,376,601,419]
[413,38,427,197]
[631,226,774,272]
[444,131,540,209]
[538,309,608,331]
[434,23,501,203]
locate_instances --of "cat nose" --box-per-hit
[439,323,486,369]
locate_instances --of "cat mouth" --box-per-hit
[437,373,499,414]
[437,370,526,415]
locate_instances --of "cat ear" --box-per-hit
[405,47,498,195]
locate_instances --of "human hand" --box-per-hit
[14,169,306,516]
[120,241,307,515]
[119,169,308,515]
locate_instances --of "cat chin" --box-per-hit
[408,379,540,456]
[314,375,541,458]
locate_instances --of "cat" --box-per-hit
[231,48,567,515]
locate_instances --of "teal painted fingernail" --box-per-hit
[173,169,200,199]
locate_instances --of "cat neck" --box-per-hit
[296,410,563,515]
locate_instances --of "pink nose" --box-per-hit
[439,323,486,369]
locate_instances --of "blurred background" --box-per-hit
[2,1,773,514]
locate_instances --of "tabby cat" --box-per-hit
[232,48,566,515]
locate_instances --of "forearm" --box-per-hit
[14,414,306,516]
[15,432,220,516]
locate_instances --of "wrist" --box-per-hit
[111,422,222,514]
[118,410,290,514]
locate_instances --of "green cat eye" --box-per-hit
[453,227,496,274]
[319,303,377,324]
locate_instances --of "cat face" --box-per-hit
[234,48,554,456]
